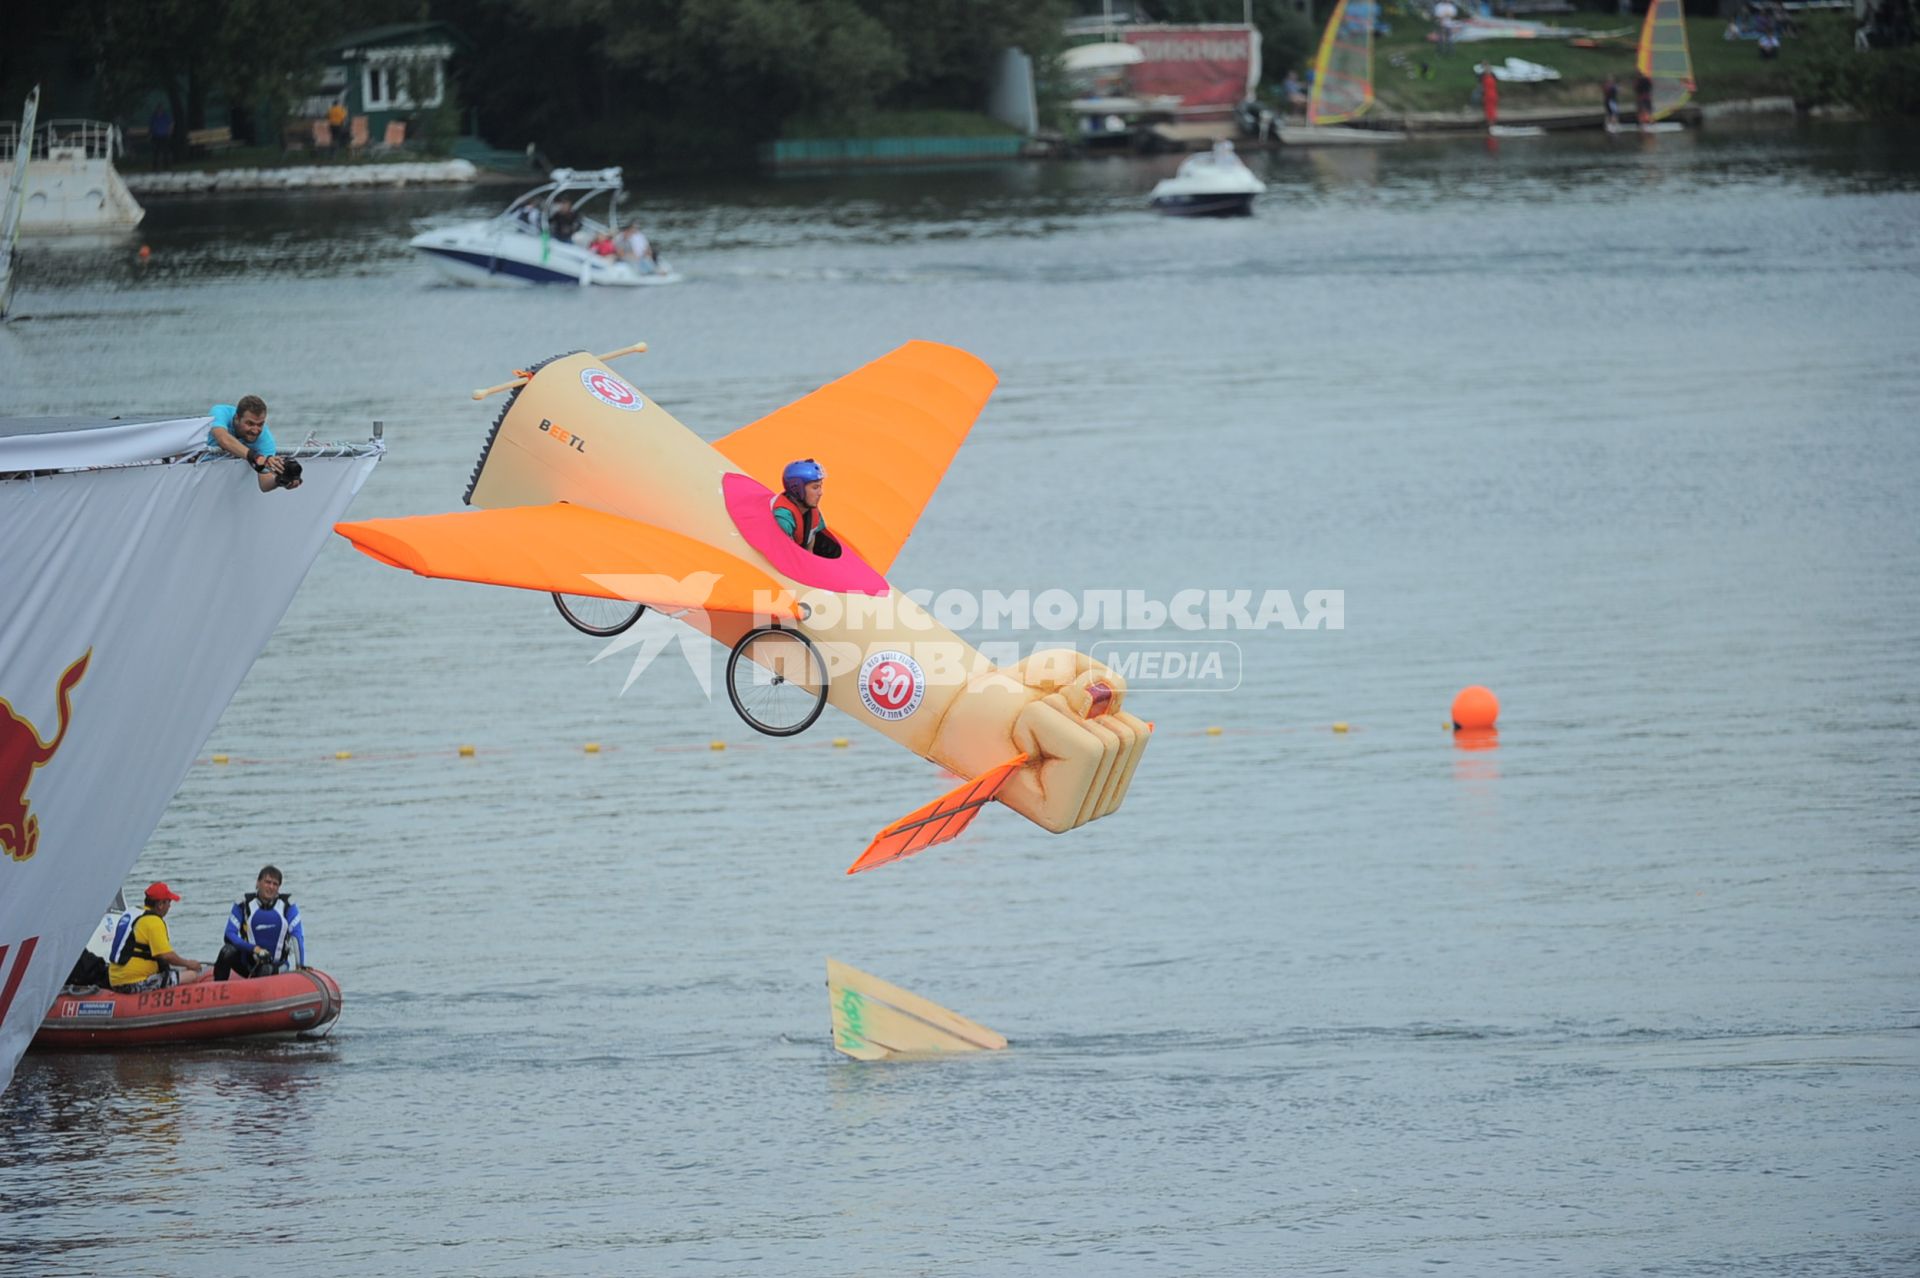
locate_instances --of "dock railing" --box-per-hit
[0,119,124,163]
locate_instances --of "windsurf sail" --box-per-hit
[826,958,1008,1060]
[1637,0,1695,121]
[1307,0,1379,125]
[845,754,1026,875]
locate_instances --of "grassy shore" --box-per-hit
[1367,13,1847,115]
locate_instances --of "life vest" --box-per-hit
[236,893,295,964]
[771,492,822,551]
[108,909,159,967]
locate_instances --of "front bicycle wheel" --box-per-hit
[553,593,646,637]
[726,626,828,737]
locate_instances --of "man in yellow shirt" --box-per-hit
[107,882,210,993]
[326,100,347,158]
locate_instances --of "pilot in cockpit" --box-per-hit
[771,458,841,558]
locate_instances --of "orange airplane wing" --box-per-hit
[845,754,1027,875]
[713,341,998,574]
[335,503,799,617]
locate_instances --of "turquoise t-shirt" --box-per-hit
[773,506,824,539]
[207,404,277,457]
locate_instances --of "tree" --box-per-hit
[65,0,415,151]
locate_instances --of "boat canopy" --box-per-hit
[499,167,629,223]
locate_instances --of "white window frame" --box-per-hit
[360,47,450,111]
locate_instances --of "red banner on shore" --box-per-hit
[1124,25,1261,116]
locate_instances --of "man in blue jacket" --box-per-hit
[213,864,307,981]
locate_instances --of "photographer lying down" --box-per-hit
[206,394,303,492]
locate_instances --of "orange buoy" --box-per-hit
[1451,685,1499,731]
[138,245,151,260]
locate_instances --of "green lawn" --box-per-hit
[1366,13,1845,115]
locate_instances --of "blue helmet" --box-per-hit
[782,458,825,488]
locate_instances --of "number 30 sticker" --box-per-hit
[580,368,645,412]
[860,650,925,721]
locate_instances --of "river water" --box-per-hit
[2,123,1917,1276]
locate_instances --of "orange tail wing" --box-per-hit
[845,754,1027,875]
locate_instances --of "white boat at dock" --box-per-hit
[0,114,144,235]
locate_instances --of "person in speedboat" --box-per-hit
[214,863,307,981]
[107,882,211,993]
[772,459,841,559]
[615,222,661,273]
[206,395,302,492]
[548,198,583,244]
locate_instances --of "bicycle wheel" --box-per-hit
[553,592,646,637]
[726,626,828,737]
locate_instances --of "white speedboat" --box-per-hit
[1148,143,1266,218]
[410,167,680,287]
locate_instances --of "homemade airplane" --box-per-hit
[334,340,1151,873]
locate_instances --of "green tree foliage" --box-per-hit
[63,0,415,148]
[612,0,908,126]
[859,0,1069,110]
[1790,20,1920,117]
[439,0,1067,164]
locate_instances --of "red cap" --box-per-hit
[145,881,182,902]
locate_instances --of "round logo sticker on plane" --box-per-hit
[580,368,645,412]
[860,650,925,722]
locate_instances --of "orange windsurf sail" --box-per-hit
[335,503,799,617]
[713,341,997,574]
[845,754,1026,875]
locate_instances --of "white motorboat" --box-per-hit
[1148,142,1266,218]
[410,167,680,287]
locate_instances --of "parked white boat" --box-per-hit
[1148,142,1265,217]
[0,115,144,235]
[409,167,679,287]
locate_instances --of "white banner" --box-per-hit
[0,415,213,471]
[0,447,380,1092]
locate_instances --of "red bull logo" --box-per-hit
[0,650,90,863]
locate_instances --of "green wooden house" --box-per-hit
[307,21,463,142]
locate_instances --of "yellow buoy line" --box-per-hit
[196,719,1404,768]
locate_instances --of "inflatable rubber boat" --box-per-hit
[32,969,342,1049]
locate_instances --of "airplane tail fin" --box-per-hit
[845,754,1026,875]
